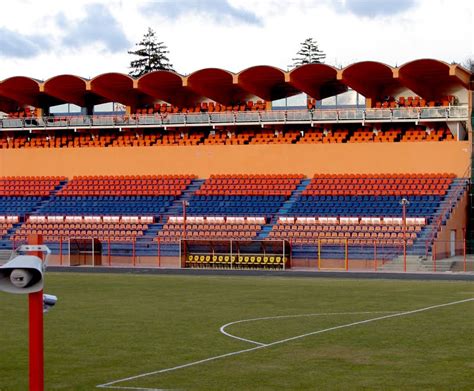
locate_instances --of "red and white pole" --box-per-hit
[28,234,44,391]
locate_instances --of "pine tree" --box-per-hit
[463,58,474,72]
[128,28,174,77]
[291,38,326,68]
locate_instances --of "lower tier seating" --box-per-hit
[268,216,425,246]
[0,197,45,215]
[288,195,440,217]
[36,196,175,216]
[186,195,286,217]
[157,216,265,243]
[13,216,153,243]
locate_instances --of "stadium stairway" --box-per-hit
[380,254,455,272]
[134,178,205,256]
[255,178,310,240]
[409,177,469,258]
[0,221,23,250]
[0,249,11,264]
[30,178,69,215]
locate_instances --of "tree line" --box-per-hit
[128,28,325,77]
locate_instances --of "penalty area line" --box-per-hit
[97,297,474,389]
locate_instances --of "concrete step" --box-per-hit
[380,254,454,272]
[0,249,12,264]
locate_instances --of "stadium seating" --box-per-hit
[13,215,153,243]
[268,216,425,246]
[157,216,265,243]
[0,124,457,150]
[0,216,18,240]
[37,175,196,216]
[373,95,456,109]
[287,173,454,218]
[399,127,454,142]
[0,172,462,270]
[0,177,65,217]
[187,174,304,217]
[135,100,267,115]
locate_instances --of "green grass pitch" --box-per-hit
[0,272,473,390]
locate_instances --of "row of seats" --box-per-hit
[7,107,40,118]
[197,174,302,196]
[0,222,14,237]
[303,175,453,196]
[136,100,267,115]
[0,173,455,219]
[185,254,287,269]
[0,177,64,196]
[13,219,149,242]
[186,195,286,217]
[57,175,195,196]
[0,125,456,149]
[36,197,173,216]
[0,197,44,215]
[373,95,456,109]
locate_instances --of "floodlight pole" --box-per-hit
[400,198,410,273]
[28,234,44,391]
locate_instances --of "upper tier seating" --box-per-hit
[0,124,457,150]
[400,127,454,142]
[136,100,266,115]
[374,95,456,108]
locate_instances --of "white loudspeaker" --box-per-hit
[0,255,44,294]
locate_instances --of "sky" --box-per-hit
[0,0,472,80]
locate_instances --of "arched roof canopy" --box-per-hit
[398,59,470,100]
[289,64,347,100]
[238,66,301,101]
[43,74,96,107]
[137,71,202,107]
[341,61,403,100]
[90,73,138,106]
[187,68,254,106]
[0,76,41,107]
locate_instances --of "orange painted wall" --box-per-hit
[0,141,471,178]
[433,190,469,259]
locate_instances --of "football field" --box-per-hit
[0,272,473,390]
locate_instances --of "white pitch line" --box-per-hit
[97,386,172,391]
[97,297,474,389]
[220,311,400,346]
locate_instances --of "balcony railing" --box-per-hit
[0,106,469,130]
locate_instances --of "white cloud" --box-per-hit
[0,0,471,79]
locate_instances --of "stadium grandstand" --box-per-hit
[0,59,472,272]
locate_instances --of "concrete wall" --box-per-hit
[0,141,471,178]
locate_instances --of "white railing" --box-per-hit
[0,106,469,130]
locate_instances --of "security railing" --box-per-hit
[0,106,469,130]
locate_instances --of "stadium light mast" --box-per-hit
[400,198,410,272]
